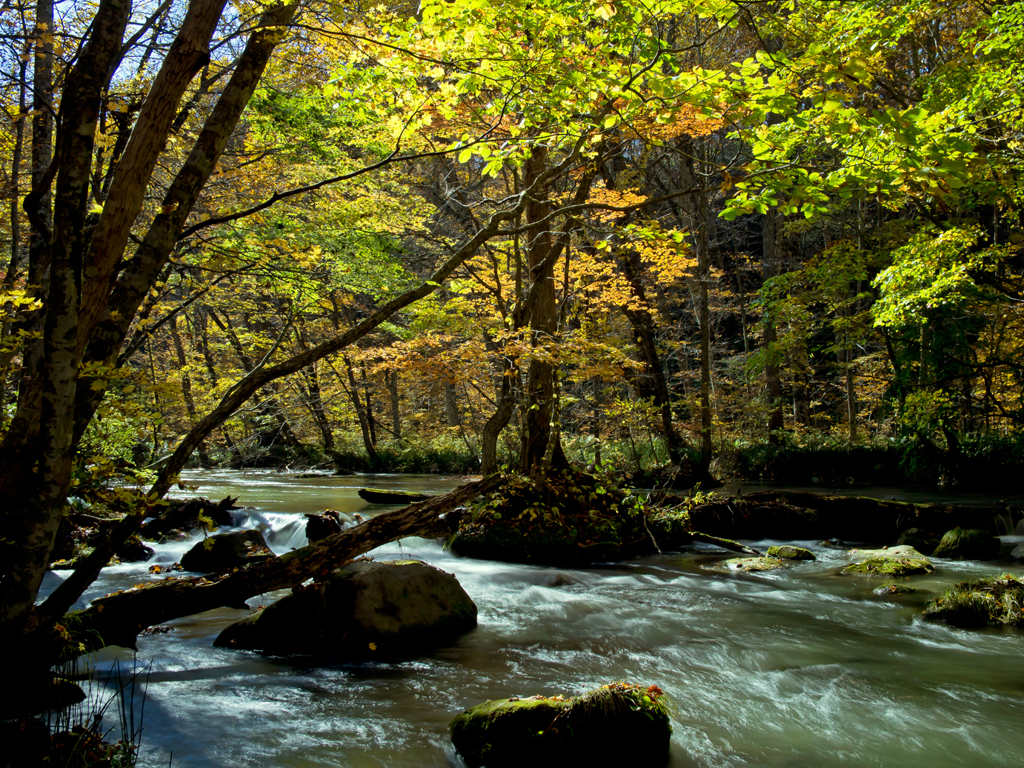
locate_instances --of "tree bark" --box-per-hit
[77,0,230,351]
[520,146,558,475]
[72,2,300,448]
[389,369,402,440]
[0,0,131,634]
[762,210,785,443]
[169,314,212,466]
[619,248,687,465]
[345,355,379,463]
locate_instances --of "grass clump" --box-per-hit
[924,574,1024,628]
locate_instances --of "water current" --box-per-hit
[39,470,1024,767]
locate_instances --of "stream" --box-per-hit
[40,470,1024,767]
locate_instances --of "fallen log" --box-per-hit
[53,476,500,656]
[358,488,432,504]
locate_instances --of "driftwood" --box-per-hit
[58,476,500,655]
[690,532,761,556]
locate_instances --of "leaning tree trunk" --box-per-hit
[0,0,131,636]
[36,476,500,659]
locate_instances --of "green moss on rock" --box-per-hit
[842,545,934,577]
[766,545,815,561]
[874,583,921,596]
[931,527,1000,560]
[449,471,651,565]
[450,682,671,767]
[924,574,1024,628]
[725,556,785,572]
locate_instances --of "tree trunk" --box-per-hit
[762,210,785,444]
[619,249,687,465]
[695,183,713,469]
[345,356,379,463]
[445,381,461,427]
[520,146,559,475]
[389,369,402,439]
[792,339,811,426]
[481,355,517,475]
[169,315,212,466]
[0,0,131,636]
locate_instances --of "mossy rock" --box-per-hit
[450,471,649,565]
[924,574,1024,628]
[725,556,784,572]
[215,560,477,658]
[931,527,1000,561]
[896,527,940,556]
[179,529,272,574]
[450,682,671,767]
[766,545,815,561]
[842,545,934,577]
[874,583,921,596]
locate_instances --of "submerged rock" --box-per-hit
[304,510,344,542]
[766,545,815,561]
[874,583,921,596]
[931,527,1000,560]
[215,560,477,658]
[450,682,671,767]
[842,545,934,577]
[725,556,784,572]
[115,535,154,563]
[924,574,1024,628]
[179,530,272,574]
[1012,544,1024,562]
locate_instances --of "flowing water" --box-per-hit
[40,471,1024,767]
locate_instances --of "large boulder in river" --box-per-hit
[179,530,272,573]
[214,559,477,658]
[450,682,671,768]
[931,527,1000,560]
[842,545,934,577]
[766,545,815,560]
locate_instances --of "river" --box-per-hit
[40,470,1024,767]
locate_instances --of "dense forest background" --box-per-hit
[1,0,1023,531]
[0,0,1021,733]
